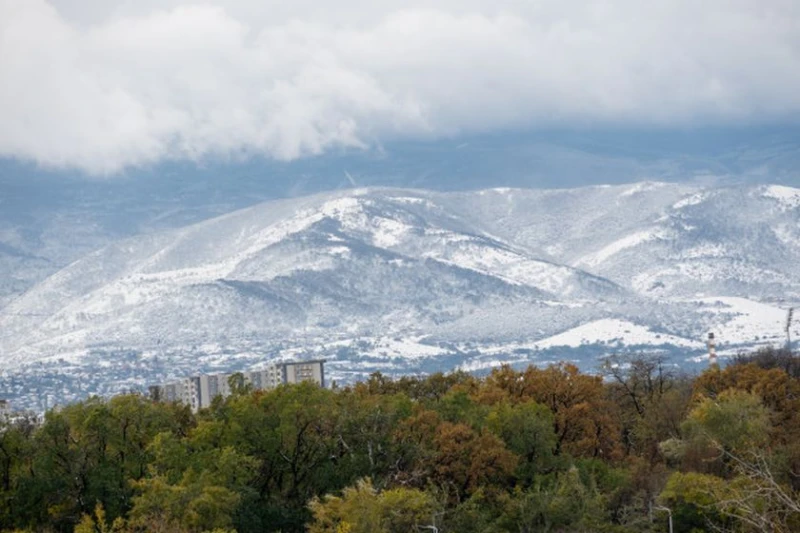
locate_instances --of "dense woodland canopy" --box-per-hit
[1,347,799,533]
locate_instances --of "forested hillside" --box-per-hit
[1,349,799,533]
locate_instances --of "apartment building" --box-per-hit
[150,359,325,412]
[284,360,325,385]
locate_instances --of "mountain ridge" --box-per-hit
[1,182,798,409]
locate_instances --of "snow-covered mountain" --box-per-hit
[444,183,800,299]
[1,182,799,409]
[3,127,799,307]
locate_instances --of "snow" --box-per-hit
[773,224,799,248]
[362,337,446,359]
[575,230,659,268]
[534,319,701,349]
[457,357,533,372]
[424,242,574,293]
[672,192,709,209]
[762,185,800,209]
[248,335,446,361]
[678,243,729,259]
[689,297,792,346]
[369,217,412,248]
[620,182,667,197]
[392,196,434,207]
[2,183,800,379]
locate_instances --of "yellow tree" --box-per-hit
[308,478,438,533]
[661,389,800,532]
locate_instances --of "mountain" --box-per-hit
[1,182,798,410]
[445,183,800,299]
[2,127,799,308]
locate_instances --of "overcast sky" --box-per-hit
[1,0,799,175]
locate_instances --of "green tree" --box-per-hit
[486,400,559,484]
[308,478,438,533]
[498,467,605,533]
[660,389,800,531]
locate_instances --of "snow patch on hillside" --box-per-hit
[773,224,799,249]
[369,217,413,248]
[762,185,800,209]
[535,319,701,349]
[575,230,660,268]
[673,192,710,209]
[361,337,446,359]
[620,182,667,197]
[691,297,793,346]
[424,243,573,293]
[679,243,729,259]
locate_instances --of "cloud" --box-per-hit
[0,0,799,174]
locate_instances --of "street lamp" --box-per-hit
[652,504,674,533]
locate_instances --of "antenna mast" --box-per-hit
[787,308,794,352]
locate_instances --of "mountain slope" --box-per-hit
[440,183,800,299]
[1,183,798,409]
[0,189,626,364]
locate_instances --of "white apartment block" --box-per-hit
[150,359,325,412]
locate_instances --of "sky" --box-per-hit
[0,0,799,175]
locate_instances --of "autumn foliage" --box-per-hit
[1,349,799,532]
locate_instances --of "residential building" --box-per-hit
[284,359,325,385]
[150,359,325,412]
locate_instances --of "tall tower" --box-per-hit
[707,332,718,368]
[787,308,794,351]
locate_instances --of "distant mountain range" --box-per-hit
[1,181,798,410]
[3,127,799,307]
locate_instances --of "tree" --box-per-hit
[486,400,559,483]
[732,347,800,378]
[660,389,800,531]
[129,467,245,532]
[227,373,253,397]
[0,414,36,530]
[661,466,800,533]
[519,364,622,460]
[432,422,517,500]
[498,467,605,533]
[601,354,690,461]
[682,389,771,458]
[601,354,676,418]
[308,478,438,533]
[75,503,126,533]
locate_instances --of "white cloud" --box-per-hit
[0,0,799,174]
